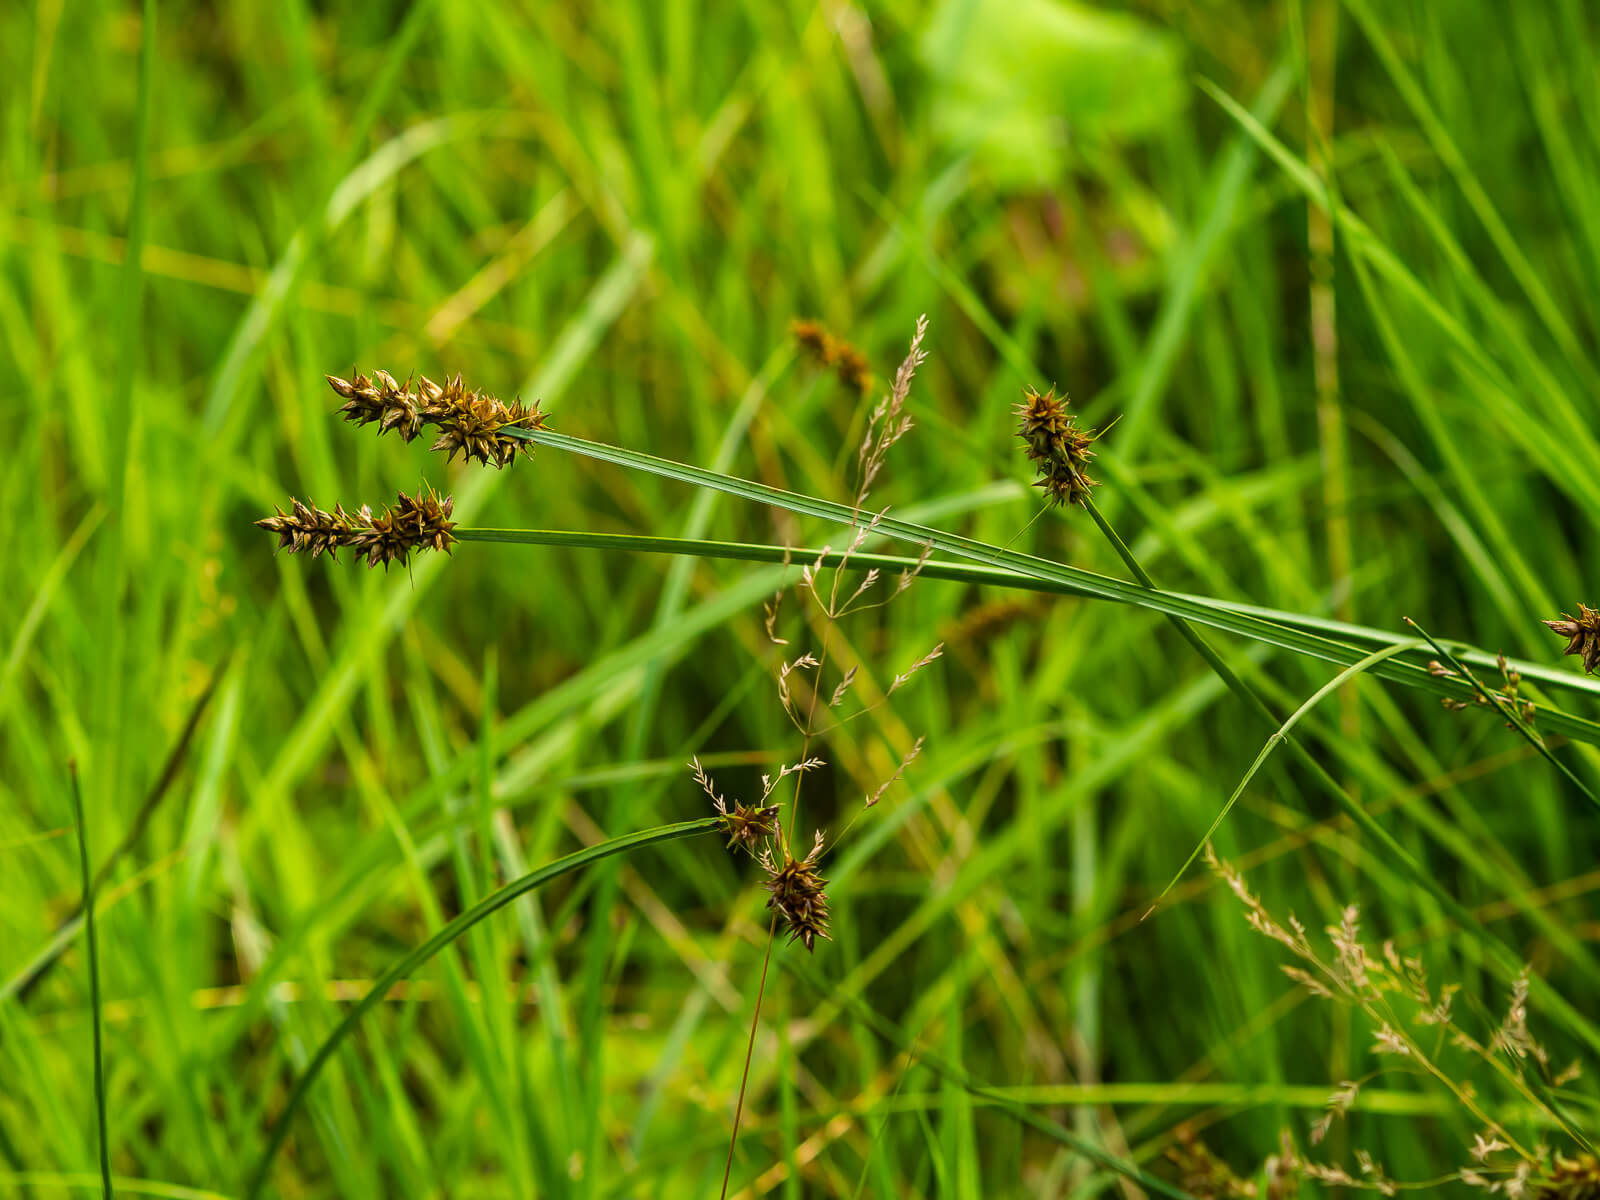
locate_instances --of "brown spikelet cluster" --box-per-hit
[1544,604,1600,675]
[716,801,781,852]
[328,369,548,469]
[256,486,457,569]
[1015,385,1102,507]
[762,833,832,952]
[1541,1153,1600,1198]
[791,318,872,397]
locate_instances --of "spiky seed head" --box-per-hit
[255,498,354,560]
[763,837,832,952]
[329,369,549,467]
[256,485,457,570]
[1015,385,1102,507]
[1545,604,1600,675]
[1015,385,1075,464]
[1034,451,1099,508]
[716,801,781,852]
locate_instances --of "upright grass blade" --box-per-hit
[781,957,1200,1200]
[243,817,719,1200]
[500,431,1600,747]
[1145,640,1424,915]
[69,762,113,1199]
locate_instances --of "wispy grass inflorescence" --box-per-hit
[1015,384,1105,507]
[328,368,548,468]
[1544,604,1600,675]
[256,485,458,569]
[704,315,939,1197]
[1204,844,1585,1198]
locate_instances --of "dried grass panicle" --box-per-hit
[1545,604,1600,675]
[1205,845,1571,1194]
[1014,384,1104,508]
[854,315,927,511]
[328,368,548,469]
[256,485,458,569]
[762,831,831,952]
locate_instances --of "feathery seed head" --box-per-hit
[1545,604,1600,675]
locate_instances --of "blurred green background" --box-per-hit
[5,0,1600,1195]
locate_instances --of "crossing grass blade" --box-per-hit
[244,818,720,1200]
[500,431,1600,748]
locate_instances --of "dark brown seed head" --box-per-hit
[763,837,832,952]
[330,369,548,467]
[256,486,457,570]
[1545,604,1600,675]
[1015,386,1101,507]
[716,801,781,852]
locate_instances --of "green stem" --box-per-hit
[70,763,113,1199]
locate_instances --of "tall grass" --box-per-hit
[5,1,1600,1195]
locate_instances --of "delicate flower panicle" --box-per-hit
[791,318,873,397]
[1014,385,1104,507]
[328,369,548,469]
[256,486,457,569]
[762,831,832,952]
[1544,604,1600,675]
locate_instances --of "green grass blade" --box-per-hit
[243,817,719,1200]
[70,762,113,1199]
[503,431,1600,748]
[1147,641,1423,914]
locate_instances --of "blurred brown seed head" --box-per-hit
[790,318,873,398]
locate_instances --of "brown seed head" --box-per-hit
[255,498,357,560]
[329,369,548,468]
[791,318,873,398]
[763,834,832,952]
[1015,386,1101,507]
[256,485,457,570]
[716,801,781,852]
[1543,1152,1600,1197]
[1545,603,1600,675]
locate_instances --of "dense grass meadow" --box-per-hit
[10,0,1600,1195]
